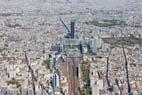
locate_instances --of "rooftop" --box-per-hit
[64,38,80,46]
[65,49,81,57]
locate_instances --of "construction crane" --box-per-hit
[59,18,75,38]
[25,51,36,95]
[60,18,71,33]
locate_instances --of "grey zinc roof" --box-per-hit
[64,38,80,46]
[65,49,81,57]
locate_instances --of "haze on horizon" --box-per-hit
[0,0,141,13]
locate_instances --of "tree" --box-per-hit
[42,59,50,69]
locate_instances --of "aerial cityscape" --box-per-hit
[0,0,142,95]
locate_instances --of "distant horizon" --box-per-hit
[0,0,141,8]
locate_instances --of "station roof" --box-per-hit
[64,38,80,46]
[65,49,81,57]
